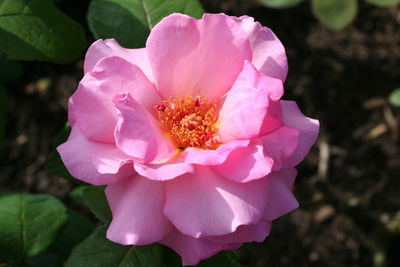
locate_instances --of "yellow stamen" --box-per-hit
[155,96,219,150]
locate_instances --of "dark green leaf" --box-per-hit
[87,0,204,48]
[0,86,5,149]
[197,251,241,267]
[0,0,86,63]
[258,0,304,9]
[366,0,400,7]
[83,186,112,222]
[312,0,357,31]
[0,59,23,82]
[389,88,400,107]
[0,193,68,260]
[69,186,89,205]
[65,225,164,267]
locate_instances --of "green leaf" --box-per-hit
[0,86,5,149]
[198,251,241,267]
[258,0,304,9]
[0,0,86,63]
[83,186,112,222]
[87,0,204,48]
[65,225,164,267]
[312,0,357,31]
[366,0,400,7]
[69,186,89,205]
[0,193,68,260]
[389,88,400,107]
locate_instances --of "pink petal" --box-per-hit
[207,220,272,244]
[280,101,320,168]
[84,39,154,81]
[259,100,283,135]
[57,126,133,185]
[113,93,177,163]
[146,13,252,100]
[133,156,194,181]
[106,175,173,245]
[72,56,161,143]
[262,125,299,171]
[164,166,268,238]
[161,229,223,266]
[182,140,250,166]
[212,140,273,183]
[263,168,299,220]
[218,62,283,142]
[234,16,288,82]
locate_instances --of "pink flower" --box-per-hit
[58,13,319,265]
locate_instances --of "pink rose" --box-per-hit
[58,13,319,265]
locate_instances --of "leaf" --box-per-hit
[65,225,164,267]
[47,124,87,185]
[0,193,68,260]
[0,0,86,63]
[87,0,204,48]
[0,86,5,149]
[69,186,89,205]
[366,0,400,7]
[197,251,241,267]
[83,186,112,222]
[258,0,304,9]
[389,88,400,107]
[312,0,357,31]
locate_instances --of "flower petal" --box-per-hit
[106,175,173,245]
[212,140,273,183]
[207,220,272,244]
[133,156,194,181]
[84,39,154,81]
[262,125,299,171]
[161,230,223,266]
[57,126,133,185]
[72,56,161,143]
[182,140,250,166]
[263,168,299,220]
[280,101,320,168]
[146,13,252,100]
[113,92,177,163]
[259,100,283,136]
[164,166,268,238]
[234,16,288,82]
[218,61,283,142]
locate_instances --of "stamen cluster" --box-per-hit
[155,96,219,150]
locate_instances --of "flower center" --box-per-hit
[155,96,219,150]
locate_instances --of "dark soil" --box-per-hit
[1,0,399,266]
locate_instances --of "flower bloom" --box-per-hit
[58,13,319,265]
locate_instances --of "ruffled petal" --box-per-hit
[133,156,194,181]
[182,140,250,166]
[146,13,252,100]
[84,39,154,81]
[72,56,161,143]
[212,140,273,183]
[106,175,173,245]
[218,61,283,142]
[57,126,133,185]
[262,125,299,171]
[161,230,223,266]
[113,93,177,163]
[234,16,288,82]
[263,168,299,220]
[207,220,272,244]
[280,101,319,168]
[164,166,268,238]
[259,100,283,135]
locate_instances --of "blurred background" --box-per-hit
[0,0,399,266]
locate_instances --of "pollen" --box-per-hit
[155,95,219,150]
